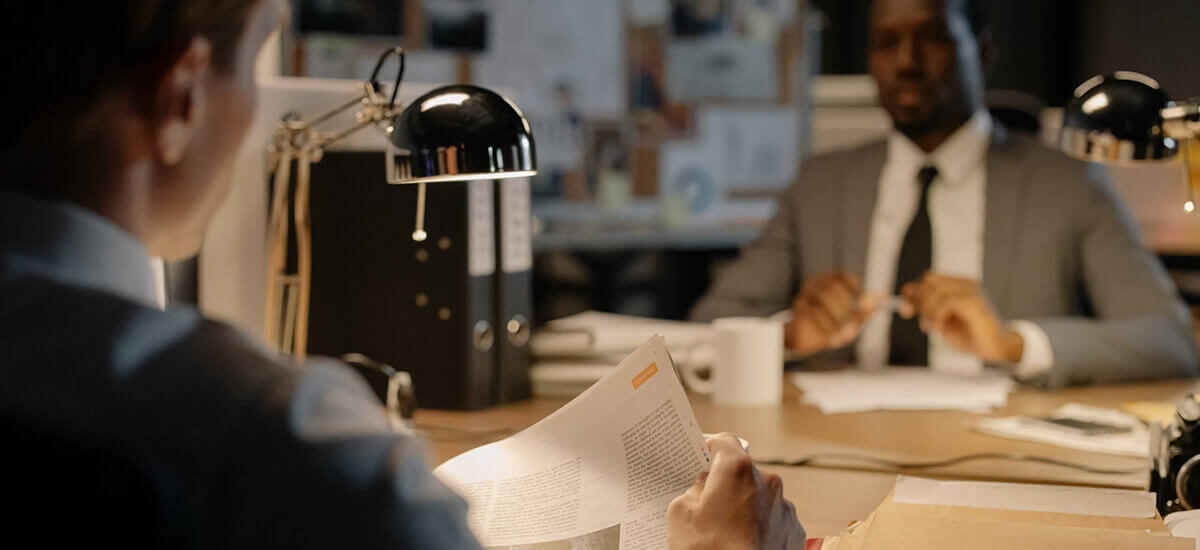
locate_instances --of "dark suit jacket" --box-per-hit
[691,131,1197,388]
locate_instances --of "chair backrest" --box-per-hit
[2,416,164,548]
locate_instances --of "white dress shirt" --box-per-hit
[855,110,1054,376]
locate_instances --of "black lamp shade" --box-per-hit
[387,84,537,184]
[1059,72,1177,164]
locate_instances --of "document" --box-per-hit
[434,336,710,549]
[892,476,1156,518]
[974,403,1151,457]
[791,368,1014,414]
[816,476,1189,550]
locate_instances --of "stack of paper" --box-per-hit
[818,476,1190,550]
[791,368,1014,414]
[530,312,714,396]
[530,311,713,357]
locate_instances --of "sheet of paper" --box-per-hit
[435,336,710,549]
[791,368,1014,414]
[666,36,778,102]
[892,476,1157,519]
[697,108,800,190]
[476,0,624,119]
[974,403,1151,457]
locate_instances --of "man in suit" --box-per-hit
[691,0,1197,388]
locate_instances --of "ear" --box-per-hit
[976,29,998,79]
[154,37,213,167]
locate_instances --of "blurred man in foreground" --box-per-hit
[0,1,803,547]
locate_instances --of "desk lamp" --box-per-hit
[1058,71,1200,210]
[266,48,537,359]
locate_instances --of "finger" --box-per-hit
[799,273,838,298]
[853,300,880,325]
[790,290,805,313]
[706,432,748,457]
[813,281,855,326]
[705,434,757,499]
[924,272,974,287]
[667,489,697,522]
[800,294,840,334]
[929,298,961,335]
[919,281,958,327]
[830,322,859,348]
[762,471,783,497]
[899,282,920,318]
[915,277,973,323]
[858,292,886,313]
[920,290,956,333]
[927,292,974,335]
[834,272,863,296]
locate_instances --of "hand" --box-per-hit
[786,273,882,355]
[900,272,1025,363]
[667,433,805,550]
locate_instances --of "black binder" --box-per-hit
[304,150,497,410]
[494,178,534,403]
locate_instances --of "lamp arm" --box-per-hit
[301,95,367,132]
[264,46,409,360]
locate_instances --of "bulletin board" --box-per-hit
[286,0,814,214]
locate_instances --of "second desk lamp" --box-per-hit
[1058,71,1199,210]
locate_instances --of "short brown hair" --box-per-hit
[0,0,262,190]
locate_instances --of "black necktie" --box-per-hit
[889,165,938,366]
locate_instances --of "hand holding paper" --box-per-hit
[435,337,804,549]
[668,433,806,550]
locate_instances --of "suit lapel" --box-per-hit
[840,142,886,278]
[983,128,1032,312]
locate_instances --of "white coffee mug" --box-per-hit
[680,317,783,406]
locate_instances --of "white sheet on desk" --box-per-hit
[893,475,1156,518]
[974,403,1151,457]
[790,368,1014,414]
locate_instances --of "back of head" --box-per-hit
[0,1,258,197]
[0,1,285,260]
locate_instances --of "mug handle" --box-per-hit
[676,344,715,395]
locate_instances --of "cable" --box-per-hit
[368,46,406,110]
[756,452,1146,476]
[414,423,517,441]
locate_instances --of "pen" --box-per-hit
[856,295,907,315]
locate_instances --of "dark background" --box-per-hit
[814,0,1200,105]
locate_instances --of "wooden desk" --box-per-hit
[416,377,1200,537]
